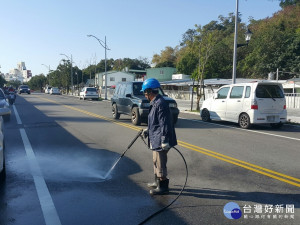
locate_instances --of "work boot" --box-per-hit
[149,179,169,195]
[147,175,158,189]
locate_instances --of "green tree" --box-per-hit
[0,76,7,87]
[242,4,300,79]
[56,60,73,93]
[7,80,21,88]
[27,74,47,92]
[112,57,150,71]
[152,46,178,68]
[279,0,300,8]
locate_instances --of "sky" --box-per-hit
[0,0,282,76]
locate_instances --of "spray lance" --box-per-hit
[104,129,188,225]
[104,129,143,179]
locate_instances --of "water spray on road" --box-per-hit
[103,129,143,179]
[102,129,189,225]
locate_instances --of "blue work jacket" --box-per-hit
[148,94,177,151]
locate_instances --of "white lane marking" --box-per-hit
[20,129,61,225]
[14,103,61,225]
[178,117,300,142]
[12,105,22,124]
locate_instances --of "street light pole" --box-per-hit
[87,34,110,100]
[232,0,252,84]
[41,64,51,85]
[232,0,239,84]
[60,53,74,95]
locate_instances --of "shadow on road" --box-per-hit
[0,95,188,225]
[171,186,300,208]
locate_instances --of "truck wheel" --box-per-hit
[131,107,141,125]
[239,113,251,129]
[201,109,211,122]
[112,104,120,119]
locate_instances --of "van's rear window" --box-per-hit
[256,85,284,98]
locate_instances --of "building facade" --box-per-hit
[145,67,176,82]
[95,71,135,88]
[4,62,32,83]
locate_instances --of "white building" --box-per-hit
[4,62,32,83]
[95,71,135,87]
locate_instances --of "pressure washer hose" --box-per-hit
[138,136,188,225]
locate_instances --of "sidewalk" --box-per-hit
[175,99,300,124]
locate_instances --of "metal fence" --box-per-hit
[97,88,299,109]
[165,91,300,109]
[285,93,300,109]
[163,90,198,101]
[100,88,114,99]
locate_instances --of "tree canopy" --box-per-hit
[279,0,300,8]
[152,3,300,80]
[37,57,150,92]
[27,74,47,91]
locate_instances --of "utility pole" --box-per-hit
[232,0,239,84]
[87,34,110,100]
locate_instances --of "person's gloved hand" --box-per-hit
[142,129,148,139]
[161,142,170,150]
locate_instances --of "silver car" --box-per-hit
[79,87,99,100]
[50,87,61,95]
[0,88,11,122]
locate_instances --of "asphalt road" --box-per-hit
[0,93,299,225]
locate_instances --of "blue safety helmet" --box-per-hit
[141,78,160,92]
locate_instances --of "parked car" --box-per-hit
[0,88,11,122]
[79,87,99,100]
[200,82,287,129]
[111,81,180,125]
[18,85,31,94]
[0,116,5,182]
[50,87,61,95]
[45,86,52,94]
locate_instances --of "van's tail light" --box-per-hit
[85,91,87,94]
[251,105,258,110]
[284,105,286,109]
[251,99,258,110]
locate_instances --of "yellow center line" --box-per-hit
[37,96,300,188]
[179,143,300,188]
[178,140,300,184]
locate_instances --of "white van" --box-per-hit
[45,86,52,94]
[200,82,287,129]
